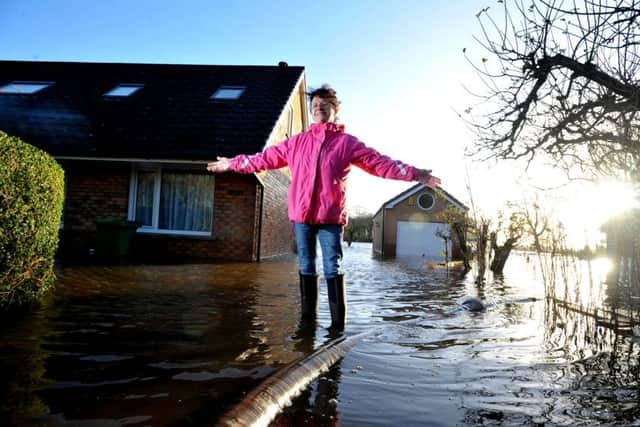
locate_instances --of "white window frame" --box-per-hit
[128,166,214,237]
[104,83,144,97]
[417,192,435,211]
[0,81,54,94]
[210,85,246,100]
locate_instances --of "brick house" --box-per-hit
[0,60,307,263]
[372,183,468,260]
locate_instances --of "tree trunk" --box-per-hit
[475,222,489,283]
[452,222,471,272]
[490,233,517,274]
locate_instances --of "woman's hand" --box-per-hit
[207,156,231,173]
[417,169,441,189]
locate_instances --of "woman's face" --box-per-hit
[311,96,337,123]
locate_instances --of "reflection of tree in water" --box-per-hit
[539,295,640,425]
[606,255,640,312]
[461,292,640,426]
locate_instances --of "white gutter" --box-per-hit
[55,156,206,164]
[385,184,468,212]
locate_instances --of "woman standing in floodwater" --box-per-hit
[207,85,441,329]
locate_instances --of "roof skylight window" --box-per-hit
[211,86,245,100]
[104,83,144,97]
[0,81,53,94]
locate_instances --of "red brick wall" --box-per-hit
[63,161,130,231]
[58,160,272,263]
[58,161,130,262]
[259,169,294,258]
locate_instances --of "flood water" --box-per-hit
[2,243,640,426]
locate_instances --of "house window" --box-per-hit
[211,85,246,100]
[417,192,435,211]
[0,81,53,94]
[104,83,144,97]
[130,168,214,236]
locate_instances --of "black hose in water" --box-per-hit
[216,330,371,427]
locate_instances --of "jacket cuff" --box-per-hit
[229,155,246,172]
[408,166,420,181]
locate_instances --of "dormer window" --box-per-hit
[211,85,245,100]
[0,81,53,94]
[104,83,144,97]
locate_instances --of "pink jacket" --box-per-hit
[229,122,420,225]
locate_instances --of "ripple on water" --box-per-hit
[44,414,152,426]
[148,360,212,369]
[2,246,639,426]
[172,366,273,382]
[46,377,149,389]
[79,355,134,362]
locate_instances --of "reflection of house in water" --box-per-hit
[0,60,307,263]
[371,183,468,260]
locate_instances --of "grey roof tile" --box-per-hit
[0,60,305,160]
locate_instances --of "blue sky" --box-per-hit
[2,0,631,246]
[0,0,481,206]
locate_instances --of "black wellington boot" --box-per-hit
[299,273,318,321]
[326,275,346,330]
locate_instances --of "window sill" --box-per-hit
[136,228,212,238]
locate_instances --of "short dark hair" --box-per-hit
[308,84,340,109]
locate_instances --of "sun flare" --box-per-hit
[586,180,638,223]
[561,180,637,248]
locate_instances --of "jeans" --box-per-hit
[293,222,343,278]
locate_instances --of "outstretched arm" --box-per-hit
[350,139,441,189]
[206,138,292,174]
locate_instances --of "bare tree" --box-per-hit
[464,0,640,183]
[476,219,491,283]
[345,206,374,244]
[489,211,525,273]
[432,191,473,271]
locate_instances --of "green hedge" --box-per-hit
[0,131,64,308]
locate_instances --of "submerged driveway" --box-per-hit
[2,243,636,426]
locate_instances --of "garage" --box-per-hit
[396,221,451,260]
[372,183,467,259]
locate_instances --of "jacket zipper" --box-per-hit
[306,136,326,222]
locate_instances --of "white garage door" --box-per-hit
[396,221,450,260]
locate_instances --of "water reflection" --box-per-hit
[1,244,640,425]
[1,262,304,425]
